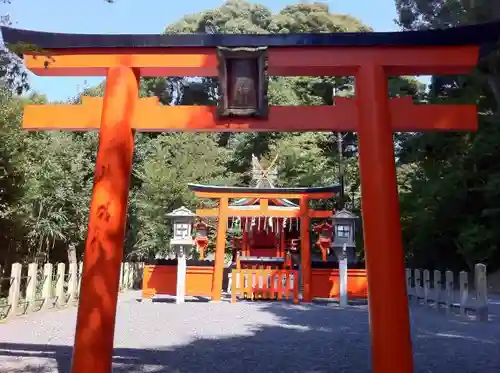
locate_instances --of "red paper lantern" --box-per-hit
[194,221,209,260]
[313,221,333,262]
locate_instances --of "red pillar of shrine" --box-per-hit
[299,197,312,302]
[356,63,414,373]
[279,218,285,258]
[242,218,248,257]
[71,66,139,373]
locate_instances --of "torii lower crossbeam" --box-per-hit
[22,96,476,132]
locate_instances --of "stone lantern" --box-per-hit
[331,208,358,263]
[331,208,358,307]
[166,206,196,303]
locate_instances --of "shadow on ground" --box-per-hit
[0,300,499,373]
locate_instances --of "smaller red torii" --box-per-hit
[189,183,339,302]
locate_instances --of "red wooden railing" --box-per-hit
[230,269,299,303]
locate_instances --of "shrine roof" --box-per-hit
[188,183,340,195]
[229,204,298,210]
[2,21,500,50]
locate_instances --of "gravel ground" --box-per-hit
[0,291,499,373]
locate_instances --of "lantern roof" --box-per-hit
[166,206,195,218]
[2,21,500,51]
[332,208,358,219]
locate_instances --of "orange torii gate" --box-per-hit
[2,21,499,373]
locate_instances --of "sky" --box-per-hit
[3,0,402,101]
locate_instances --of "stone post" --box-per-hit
[459,270,468,317]
[68,262,78,303]
[127,262,135,290]
[475,263,488,321]
[414,269,421,304]
[78,261,83,297]
[7,262,22,317]
[338,243,348,307]
[176,246,187,304]
[423,270,430,306]
[26,262,38,311]
[459,271,469,316]
[405,268,412,300]
[433,270,441,312]
[42,263,53,309]
[119,262,124,291]
[123,262,131,289]
[445,270,454,314]
[55,262,66,307]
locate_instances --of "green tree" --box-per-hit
[394,0,500,270]
[131,133,235,260]
[0,88,28,266]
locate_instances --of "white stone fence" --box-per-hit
[406,263,488,321]
[0,261,143,320]
[1,261,490,321]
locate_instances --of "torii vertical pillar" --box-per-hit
[71,66,139,373]
[356,63,414,373]
[211,197,229,301]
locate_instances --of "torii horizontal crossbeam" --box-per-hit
[24,96,477,132]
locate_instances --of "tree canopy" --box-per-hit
[394,0,500,271]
